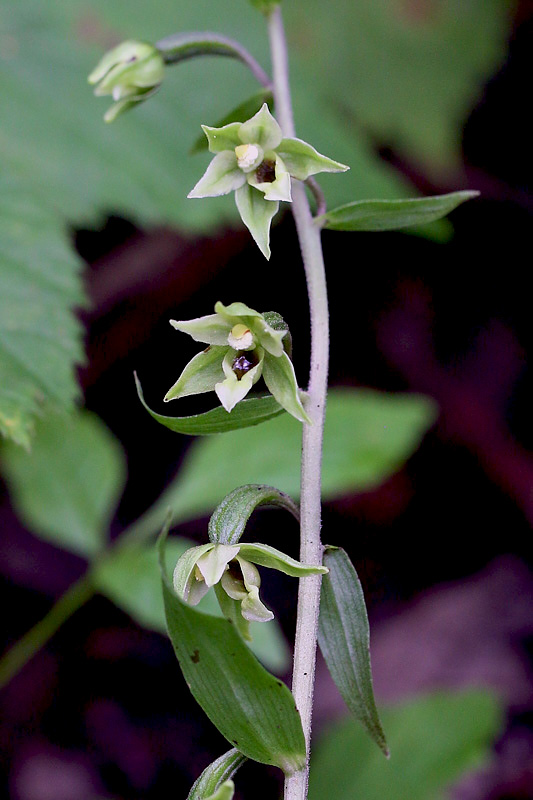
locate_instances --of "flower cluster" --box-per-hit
[188,103,349,258]
[88,40,165,122]
[165,301,310,423]
[174,540,327,632]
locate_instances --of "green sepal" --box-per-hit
[208,484,299,545]
[239,103,282,152]
[315,191,479,232]
[202,122,243,154]
[276,138,349,180]
[318,546,388,756]
[191,91,274,155]
[173,542,216,602]
[158,520,306,773]
[136,374,285,435]
[164,345,226,401]
[188,151,245,198]
[170,314,231,345]
[187,749,246,800]
[238,543,327,578]
[235,184,279,260]
[262,352,311,424]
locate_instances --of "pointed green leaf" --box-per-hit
[277,137,349,180]
[234,184,279,260]
[315,191,479,232]
[187,749,246,800]
[208,485,299,546]
[136,373,285,434]
[93,537,290,672]
[309,691,502,800]
[0,410,125,558]
[191,91,274,155]
[158,526,306,773]
[164,346,226,402]
[318,546,387,755]
[188,151,245,198]
[262,352,310,423]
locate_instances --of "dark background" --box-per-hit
[1,6,532,800]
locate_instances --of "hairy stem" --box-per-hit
[0,573,94,689]
[268,8,329,800]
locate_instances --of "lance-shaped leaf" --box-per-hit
[318,547,388,756]
[159,525,306,773]
[315,191,479,232]
[136,374,285,434]
[208,484,299,545]
[187,750,246,800]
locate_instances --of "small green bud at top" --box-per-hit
[88,40,164,122]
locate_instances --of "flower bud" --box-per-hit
[88,40,165,122]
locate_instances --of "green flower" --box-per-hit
[188,103,349,258]
[164,301,310,423]
[174,541,327,630]
[88,40,165,122]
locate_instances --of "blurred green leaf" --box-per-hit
[318,547,387,755]
[93,536,290,673]
[0,172,85,447]
[316,191,479,232]
[136,374,285,434]
[0,411,125,558]
[285,0,514,175]
[187,749,247,800]
[159,527,306,773]
[132,389,437,536]
[309,691,502,800]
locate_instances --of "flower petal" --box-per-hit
[248,154,292,203]
[201,122,243,153]
[196,544,240,586]
[215,348,264,412]
[241,586,274,623]
[170,314,232,345]
[164,345,226,402]
[238,103,282,151]
[188,151,246,198]
[173,542,216,601]
[214,301,263,322]
[234,184,279,260]
[262,352,311,423]
[276,138,349,180]
[238,543,328,577]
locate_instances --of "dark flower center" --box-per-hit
[255,159,276,184]
[232,349,259,380]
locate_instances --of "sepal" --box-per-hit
[188,151,246,198]
[276,137,349,180]
[239,103,282,152]
[164,345,226,401]
[262,352,311,423]
[235,184,279,259]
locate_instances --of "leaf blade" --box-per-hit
[158,527,306,774]
[315,191,479,232]
[318,547,387,755]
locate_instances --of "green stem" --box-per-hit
[268,8,329,800]
[0,573,94,690]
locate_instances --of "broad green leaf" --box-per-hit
[0,171,85,447]
[318,547,387,755]
[131,389,437,537]
[0,411,125,558]
[208,484,299,545]
[188,749,246,800]
[315,191,479,232]
[285,0,514,175]
[309,691,502,800]
[190,90,273,154]
[136,374,285,434]
[158,528,306,773]
[93,537,290,673]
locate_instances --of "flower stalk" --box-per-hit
[267,7,331,800]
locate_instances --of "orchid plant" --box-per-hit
[82,4,478,799]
